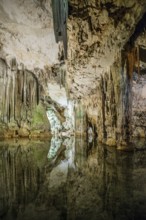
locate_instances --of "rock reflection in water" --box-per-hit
[0,138,146,220]
[0,139,50,220]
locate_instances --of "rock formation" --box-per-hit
[66,0,146,145]
[0,0,146,145]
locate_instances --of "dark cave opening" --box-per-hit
[129,12,146,45]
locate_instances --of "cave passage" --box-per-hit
[1,0,146,219]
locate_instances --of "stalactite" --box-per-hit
[59,69,62,88]
[126,45,141,80]
[32,81,34,108]
[23,70,26,106]
[127,48,136,80]
[0,59,40,133]
[5,69,10,123]
[121,48,134,142]
[36,82,39,105]
[137,45,140,78]
[12,70,16,120]
[63,69,66,87]
[100,76,107,139]
[29,82,31,109]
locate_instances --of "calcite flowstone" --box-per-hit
[66,0,146,144]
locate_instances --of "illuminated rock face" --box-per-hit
[0,0,146,143]
[66,1,146,144]
[67,0,146,98]
[0,59,41,137]
[0,0,59,137]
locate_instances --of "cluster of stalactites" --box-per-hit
[51,0,68,59]
[0,59,39,125]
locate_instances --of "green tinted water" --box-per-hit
[0,138,146,220]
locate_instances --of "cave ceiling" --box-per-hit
[0,0,146,101]
[0,0,60,70]
[67,0,146,99]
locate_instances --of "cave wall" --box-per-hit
[67,0,146,98]
[0,0,64,138]
[132,72,146,138]
[132,32,146,138]
[0,0,146,142]
[77,53,133,145]
[66,0,146,144]
[0,59,51,138]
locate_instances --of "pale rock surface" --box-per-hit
[0,0,59,70]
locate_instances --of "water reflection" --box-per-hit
[0,138,146,220]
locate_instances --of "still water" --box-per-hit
[0,137,146,220]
